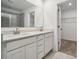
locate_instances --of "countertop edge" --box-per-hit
[2,31,54,43]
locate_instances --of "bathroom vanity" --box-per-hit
[2,31,54,59]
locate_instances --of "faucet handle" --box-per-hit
[13,27,20,34]
[39,26,43,31]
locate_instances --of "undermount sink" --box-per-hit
[3,32,30,38]
[2,31,44,38]
[13,31,31,35]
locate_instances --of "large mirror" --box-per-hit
[1,0,44,27]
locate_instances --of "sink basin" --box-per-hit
[2,31,42,39]
[3,32,29,37]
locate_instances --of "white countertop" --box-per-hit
[2,30,54,42]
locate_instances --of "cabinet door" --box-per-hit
[7,47,25,59]
[25,43,37,59]
[45,36,53,54]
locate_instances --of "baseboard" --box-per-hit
[61,39,77,42]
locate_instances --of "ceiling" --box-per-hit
[59,0,77,11]
[1,0,35,12]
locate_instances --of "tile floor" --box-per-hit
[43,39,77,59]
[44,52,76,59]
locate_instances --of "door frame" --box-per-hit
[57,4,62,50]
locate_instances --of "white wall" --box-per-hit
[44,0,57,28]
[43,0,58,52]
[35,7,43,27]
[61,9,77,41]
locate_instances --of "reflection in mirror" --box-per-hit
[1,13,10,27]
[30,12,35,27]
[1,0,44,28]
[17,13,24,27]
[1,13,18,27]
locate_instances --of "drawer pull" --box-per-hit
[38,44,43,47]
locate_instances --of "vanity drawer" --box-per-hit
[45,33,53,38]
[38,45,44,53]
[37,34,44,40]
[37,39,44,58]
[38,39,44,47]
[7,36,36,51]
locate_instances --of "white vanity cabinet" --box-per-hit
[37,34,44,59]
[6,36,37,59]
[25,42,37,59]
[3,31,54,59]
[7,42,37,59]
[45,33,53,55]
[7,47,25,59]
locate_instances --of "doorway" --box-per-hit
[57,0,77,57]
[57,5,62,51]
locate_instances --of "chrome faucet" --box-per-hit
[13,27,20,34]
[39,26,43,31]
